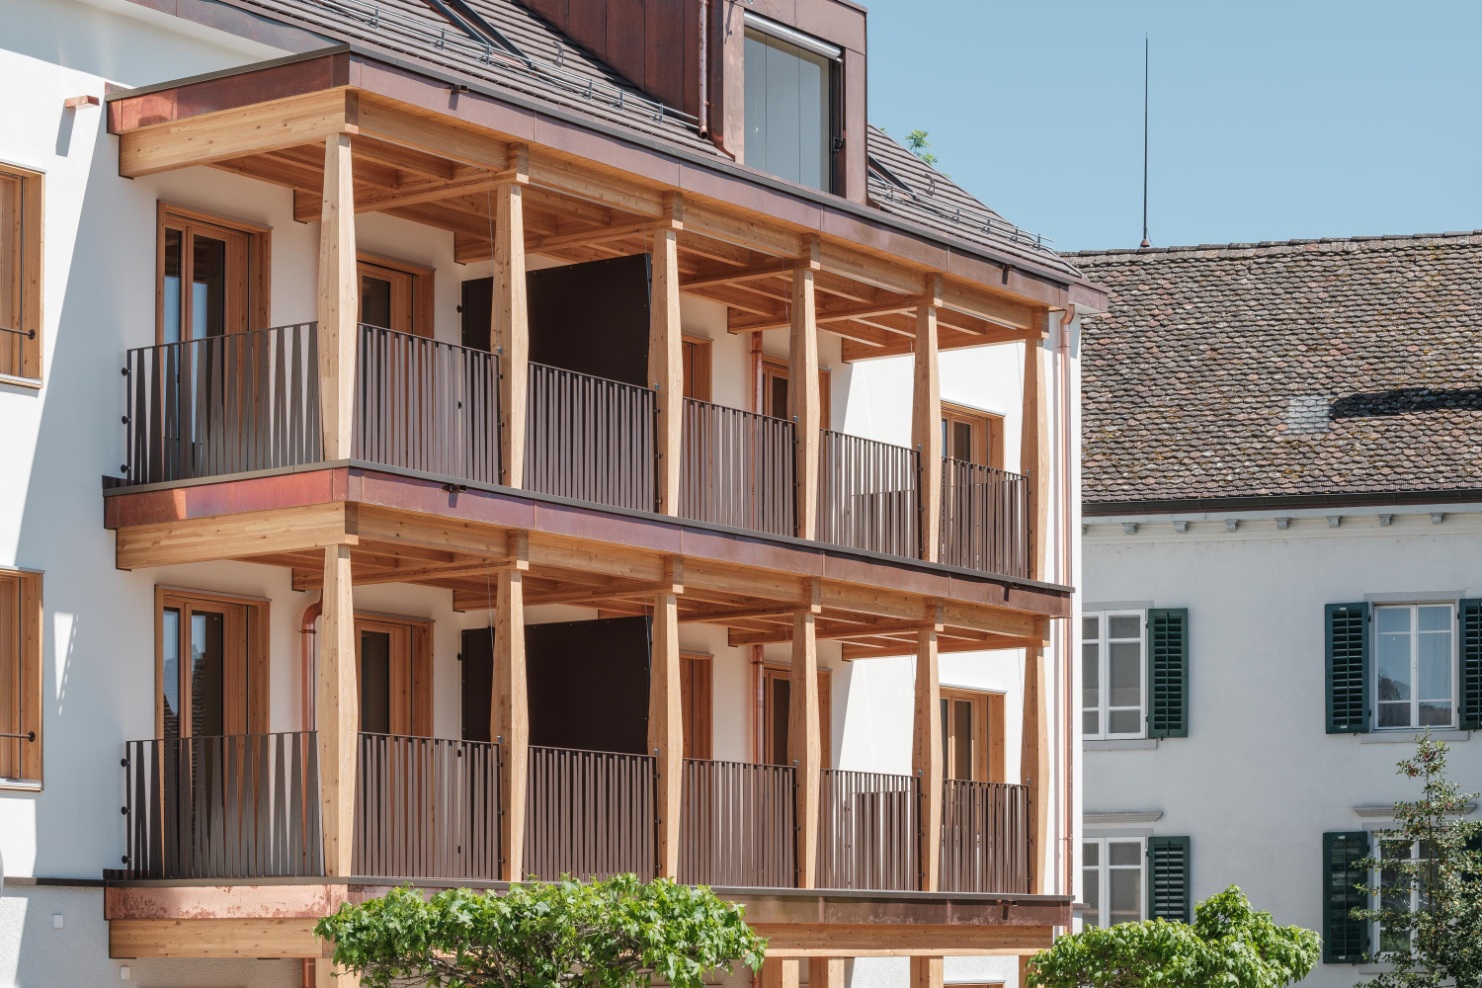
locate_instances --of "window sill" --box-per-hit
[1358,730,1470,744]
[0,372,42,391]
[0,779,43,792]
[1085,738,1158,752]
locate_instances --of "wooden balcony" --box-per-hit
[114,731,1028,895]
[120,322,1033,580]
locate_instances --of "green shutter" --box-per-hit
[1322,831,1370,964]
[1326,603,1370,734]
[1147,836,1191,923]
[1460,599,1482,731]
[1147,609,1189,739]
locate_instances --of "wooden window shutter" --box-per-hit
[1326,603,1371,734]
[1460,599,1482,731]
[1322,831,1370,964]
[1146,609,1189,739]
[1147,836,1191,923]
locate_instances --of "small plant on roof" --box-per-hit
[905,129,939,168]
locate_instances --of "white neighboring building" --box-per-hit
[1072,233,1482,986]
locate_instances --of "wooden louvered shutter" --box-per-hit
[1147,609,1189,739]
[1322,831,1370,964]
[1460,599,1482,731]
[1147,836,1191,923]
[1326,603,1370,734]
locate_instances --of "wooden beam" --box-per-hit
[681,256,811,290]
[791,266,821,541]
[913,627,942,893]
[789,610,821,888]
[913,296,942,563]
[649,590,682,878]
[530,218,674,257]
[108,918,320,959]
[650,224,682,516]
[729,617,950,647]
[117,90,352,177]
[1022,330,1048,580]
[318,133,357,460]
[818,241,925,296]
[910,956,944,988]
[1021,644,1050,895]
[352,169,516,214]
[940,278,1038,332]
[295,555,527,589]
[494,151,529,488]
[728,295,924,335]
[496,566,528,881]
[355,96,509,172]
[684,198,802,256]
[317,544,357,877]
[115,504,352,570]
[748,923,1055,957]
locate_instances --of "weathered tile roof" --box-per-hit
[211,1,1082,280]
[1070,233,1482,506]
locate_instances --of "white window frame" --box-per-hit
[1081,835,1146,928]
[1371,836,1432,955]
[1082,610,1147,741]
[1372,602,1457,732]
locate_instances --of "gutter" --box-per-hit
[1084,488,1482,517]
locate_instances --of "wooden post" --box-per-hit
[316,544,357,877]
[912,293,941,563]
[790,267,820,540]
[314,957,360,988]
[912,626,942,891]
[649,225,683,515]
[909,956,943,988]
[493,152,529,488]
[317,133,357,460]
[495,566,528,881]
[1021,644,1050,895]
[1021,327,1049,581]
[761,958,800,988]
[648,588,683,877]
[789,610,821,887]
[808,958,844,988]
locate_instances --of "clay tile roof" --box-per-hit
[1069,233,1482,505]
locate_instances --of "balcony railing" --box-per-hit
[679,758,795,888]
[817,768,920,891]
[940,460,1030,578]
[119,732,323,880]
[525,362,657,512]
[680,398,796,537]
[818,431,921,558]
[353,732,501,881]
[123,323,321,485]
[939,779,1031,894]
[355,325,501,485]
[525,745,656,881]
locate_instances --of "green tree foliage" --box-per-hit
[905,129,938,168]
[1355,734,1482,988]
[314,876,767,988]
[1025,886,1318,988]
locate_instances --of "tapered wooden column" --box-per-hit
[1021,644,1050,895]
[761,958,800,988]
[495,566,528,881]
[909,956,943,988]
[808,958,844,988]
[789,610,821,887]
[493,151,529,488]
[790,267,820,540]
[648,587,683,877]
[316,544,357,877]
[1021,328,1049,581]
[317,133,357,460]
[649,226,683,515]
[314,958,360,988]
[912,294,942,562]
[912,626,942,891]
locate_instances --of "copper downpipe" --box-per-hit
[1058,305,1077,899]
[300,595,322,732]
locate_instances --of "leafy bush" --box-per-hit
[315,875,766,988]
[1026,886,1318,988]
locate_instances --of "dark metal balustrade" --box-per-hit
[119,732,322,880]
[123,323,321,484]
[817,768,920,891]
[818,431,921,558]
[525,362,657,512]
[939,779,1031,893]
[354,324,501,484]
[353,732,501,880]
[680,398,796,538]
[940,459,1030,578]
[524,745,655,881]
[679,758,796,888]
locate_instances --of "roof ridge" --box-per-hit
[1067,229,1482,258]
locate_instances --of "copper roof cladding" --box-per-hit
[1071,232,1482,509]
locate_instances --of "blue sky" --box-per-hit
[863,1,1482,252]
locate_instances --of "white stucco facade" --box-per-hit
[0,1,1083,986]
[1083,503,1481,988]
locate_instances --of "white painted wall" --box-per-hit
[1083,506,1482,988]
[0,2,1082,985]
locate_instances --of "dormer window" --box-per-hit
[743,13,841,192]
